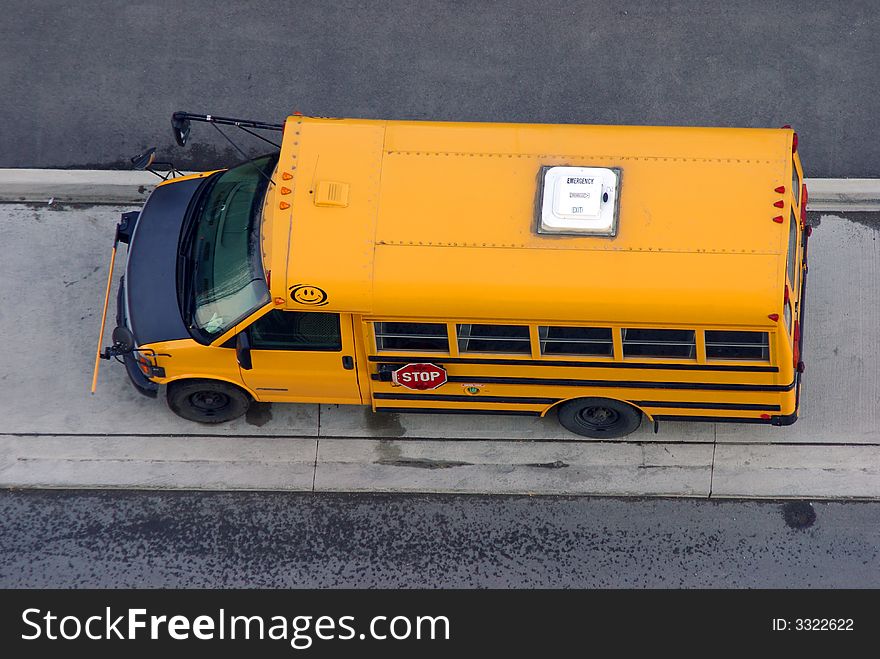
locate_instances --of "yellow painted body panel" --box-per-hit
[142,339,250,394]
[132,116,806,427]
[273,119,793,328]
[235,312,362,404]
[145,309,363,405]
[273,117,384,314]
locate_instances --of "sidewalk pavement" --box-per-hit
[1,169,879,210]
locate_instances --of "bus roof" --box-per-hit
[265,117,796,327]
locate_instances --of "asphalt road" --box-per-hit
[1,490,877,588]
[1,1,878,176]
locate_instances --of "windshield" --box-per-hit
[187,153,278,340]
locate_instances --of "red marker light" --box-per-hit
[801,184,808,223]
[773,200,785,208]
[775,186,785,194]
[768,313,780,322]
[760,413,771,420]
[772,215,784,223]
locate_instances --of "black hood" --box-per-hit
[124,176,208,346]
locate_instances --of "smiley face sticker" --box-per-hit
[290,284,329,306]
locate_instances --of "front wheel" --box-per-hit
[167,379,251,423]
[556,397,642,439]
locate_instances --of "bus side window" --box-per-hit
[705,331,769,361]
[539,326,613,356]
[621,329,696,359]
[458,324,531,354]
[247,310,342,351]
[374,322,449,352]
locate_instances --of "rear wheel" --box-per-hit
[167,379,250,424]
[557,397,642,439]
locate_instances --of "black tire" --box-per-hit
[557,397,642,439]
[167,379,251,424]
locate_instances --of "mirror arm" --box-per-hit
[144,168,169,181]
[172,111,285,147]
[173,111,284,132]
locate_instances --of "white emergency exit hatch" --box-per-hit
[537,166,621,236]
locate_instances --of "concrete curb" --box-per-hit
[801,178,880,211]
[0,169,879,209]
[3,435,879,499]
[2,435,879,499]
[0,169,189,205]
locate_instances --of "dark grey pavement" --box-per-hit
[1,1,878,176]
[1,491,877,588]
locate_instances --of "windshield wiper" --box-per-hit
[177,174,219,327]
[178,253,195,326]
[177,208,202,327]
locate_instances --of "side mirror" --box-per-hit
[111,326,135,353]
[236,332,252,370]
[172,113,192,146]
[130,148,157,170]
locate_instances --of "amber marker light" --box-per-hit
[136,354,151,375]
[280,201,290,210]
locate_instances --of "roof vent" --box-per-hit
[314,180,350,208]
[537,166,621,236]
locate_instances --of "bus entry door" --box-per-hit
[237,310,361,404]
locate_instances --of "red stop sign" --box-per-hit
[391,363,447,390]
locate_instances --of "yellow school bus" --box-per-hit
[95,113,809,438]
